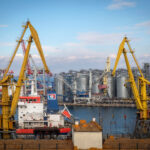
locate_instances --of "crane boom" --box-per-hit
[126,41,144,77]
[9,36,32,117]
[2,21,51,80]
[28,23,49,74]
[21,40,32,75]
[2,24,28,80]
[123,48,143,110]
[112,37,126,76]
[0,21,51,139]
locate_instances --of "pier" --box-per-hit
[58,99,137,107]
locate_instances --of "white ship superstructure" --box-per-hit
[18,98,44,128]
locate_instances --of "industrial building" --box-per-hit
[72,118,102,149]
[54,62,150,104]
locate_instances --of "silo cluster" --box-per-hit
[116,75,129,99]
[143,63,150,96]
[107,75,115,98]
[76,72,89,95]
[54,74,64,102]
[54,67,142,102]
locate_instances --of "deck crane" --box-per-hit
[0,21,51,139]
[112,36,150,138]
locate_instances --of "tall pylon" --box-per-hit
[103,57,110,95]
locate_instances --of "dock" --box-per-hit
[1,138,150,150]
[58,99,137,107]
[103,137,150,150]
[0,139,73,150]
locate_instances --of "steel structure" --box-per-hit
[103,57,110,95]
[0,21,50,139]
[112,36,150,138]
[21,40,32,75]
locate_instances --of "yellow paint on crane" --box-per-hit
[0,21,51,139]
[112,36,150,120]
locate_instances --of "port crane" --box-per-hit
[0,21,51,139]
[21,40,47,96]
[112,36,150,138]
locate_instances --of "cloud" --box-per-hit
[77,32,124,45]
[0,51,149,75]
[107,0,136,10]
[42,45,60,53]
[31,45,60,54]
[0,25,8,28]
[63,42,82,47]
[46,55,109,73]
[0,29,148,74]
[143,54,150,57]
[16,53,23,58]
[115,20,150,36]
[135,21,150,34]
[0,42,15,47]
[32,54,40,59]
[136,54,150,68]
[135,21,150,27]
[67,56,77,60]
[109,54,117,59]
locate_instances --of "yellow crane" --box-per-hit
[0,21,51,139]
[112,36,150,138]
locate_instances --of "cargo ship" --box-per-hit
[16,91,72,139]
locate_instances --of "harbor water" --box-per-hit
[1,106,137,137]
[59,106,137,137]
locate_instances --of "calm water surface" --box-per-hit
[60,106,137,137]
[1,106,136,137]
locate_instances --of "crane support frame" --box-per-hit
[112,37,150,120]
[0,21,50,139]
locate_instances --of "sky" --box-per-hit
[0,0,150,75]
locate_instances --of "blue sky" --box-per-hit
[0,0,150,74]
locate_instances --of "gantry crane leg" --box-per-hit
[1,83,10,139]
[0,76,14,139]
[134,119,150,138]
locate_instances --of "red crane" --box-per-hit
[21,40,33,75]
[21,40,52,76]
